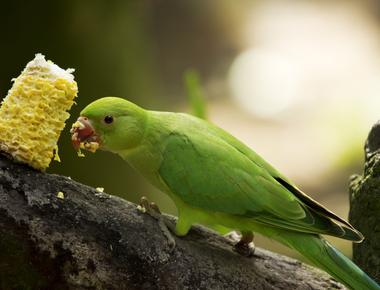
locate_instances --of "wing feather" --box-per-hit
[159,131,360,240]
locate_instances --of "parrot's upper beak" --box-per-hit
[70,116,100,152]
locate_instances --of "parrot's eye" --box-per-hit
[104,115,114,124]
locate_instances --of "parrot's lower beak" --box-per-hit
[70,116,100,152]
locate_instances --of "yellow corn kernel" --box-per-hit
[0,54,78,170]
[57,191,65,199]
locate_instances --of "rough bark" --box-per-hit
[0,154,345,290]
[349,121,380,284]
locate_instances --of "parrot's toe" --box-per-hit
[231,231,255,258]
[138,196,176,251]
[158,218,176,251]
[138,196,161,217]
[233,240,256,257]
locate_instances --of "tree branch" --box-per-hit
[0,155,344,290]
[349,120,380,284]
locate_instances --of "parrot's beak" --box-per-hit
[70,116,100,152]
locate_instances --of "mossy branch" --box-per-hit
[349,120,380,284]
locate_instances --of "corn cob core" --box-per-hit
[0,54,78,170]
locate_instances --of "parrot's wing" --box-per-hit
[206,122,361,236]
[158,131,361,241]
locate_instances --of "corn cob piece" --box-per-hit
[0,53,78,170]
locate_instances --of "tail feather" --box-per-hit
[270,231,380,290]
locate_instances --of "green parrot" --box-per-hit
[71,96,380,290]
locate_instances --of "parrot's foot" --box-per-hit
[138,196,176,251]
[227,231,255,257]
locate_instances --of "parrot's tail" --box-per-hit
[272,231,380,290]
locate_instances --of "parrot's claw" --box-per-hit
[227,231,255,257]
[138,196,176,251]
[234,239,255,257]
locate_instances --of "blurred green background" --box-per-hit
[1,0,380,261]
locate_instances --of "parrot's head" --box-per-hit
[71,97,148,153]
